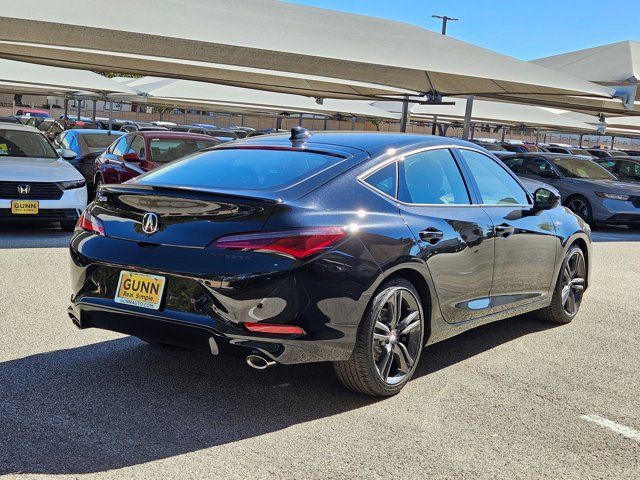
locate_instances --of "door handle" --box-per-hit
[419,227,444,244]
[495,224,515,237]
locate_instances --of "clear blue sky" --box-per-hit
[288,0,640,60]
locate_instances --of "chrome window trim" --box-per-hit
[358,144,532,208]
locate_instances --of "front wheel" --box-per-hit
[333,278,425,396]
[537,245,586,324]
[565,195,593,224]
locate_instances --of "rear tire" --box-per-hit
[94,176,103,199]
[537,244,586,324]
[333,278,425,396]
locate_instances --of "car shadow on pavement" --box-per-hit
[0,315,555,475]
[0,224,72,249]
[590,225,640,243]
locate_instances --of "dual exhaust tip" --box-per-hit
[246,354,276,370]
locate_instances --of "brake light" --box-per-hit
[243,322,306,335]
[76,210,105,235]
[214,227,345,259]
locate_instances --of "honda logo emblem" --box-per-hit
[141,212,159,234]
[17,184,31,195]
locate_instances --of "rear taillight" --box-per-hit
[76,210,105,235]
[214,227,345,259]
[243,322,306,335]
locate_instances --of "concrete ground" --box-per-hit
[0,224,638,479]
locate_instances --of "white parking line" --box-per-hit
[580,414,640,442]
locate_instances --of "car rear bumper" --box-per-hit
[69,232,380,364]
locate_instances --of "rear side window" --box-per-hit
[136,148,344,191]
[364,162,396,197]
[83,134,123,149]
[148,138,219,163]
[398,149,470,205]
[459,149,529,205]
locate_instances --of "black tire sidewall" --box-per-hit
[357,278,425,395]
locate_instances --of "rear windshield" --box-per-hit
[136,148,342,190]
[81,133,124,148]
[552,157,615,180]
[0,129,58,159]
[149,138,219,163]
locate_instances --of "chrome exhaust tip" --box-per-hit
[246,354,276,370]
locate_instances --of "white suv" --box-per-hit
[0,123,87,230]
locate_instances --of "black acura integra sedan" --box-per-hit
[69,129,591,396]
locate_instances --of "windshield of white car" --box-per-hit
[553,157,616,180]
[0,129,58,159]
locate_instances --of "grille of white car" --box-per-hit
[0,181,63,200]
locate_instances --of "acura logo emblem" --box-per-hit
[17,184,31,195]
[142,212,159,234]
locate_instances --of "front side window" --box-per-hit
[364,162,396,197]
[0,129,58,159]
[596,160,616,172]
[525,158,556,176]
[111,136,129,156]
[459,149,529,205]
[128,136,146,159]
[501,157,525,174]
[398,149,470,205]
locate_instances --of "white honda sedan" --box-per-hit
[0,123,87,230]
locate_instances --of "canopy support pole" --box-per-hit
[611,136,616,148]
[63,98,69,120]
[298,113,303,127]
[351,117,356,130]
[501,126,506,142]
[579,134,583,147]
[462,95,474,140]
[92,99,97,122]
[323,116,328,131]
[399,95,410,133]
[77,99,82,122]
[276,116,282,130]
[535,128,541,146]
[108,101,113,131]
[431,115,438,135]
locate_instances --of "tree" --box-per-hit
[154,106,174,121]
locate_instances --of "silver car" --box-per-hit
[499,153,640,229]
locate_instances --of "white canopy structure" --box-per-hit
[376,97,600,133]
[534,41,640,91]
[0,57,138,96]
[0,0,619,108]
[117,77,398,119]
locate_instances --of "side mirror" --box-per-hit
[59,148,77,161]
[539,170,559,179]
[533,188,560,211]
[122,152,140,162]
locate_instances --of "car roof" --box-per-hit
[0,122,42,133]
[134,131,217,140]
[232,131,480,157]
[66,129,125,135]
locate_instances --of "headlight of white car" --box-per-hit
[58,179,86,190]
[594,191,631,201]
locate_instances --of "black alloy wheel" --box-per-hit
[334,278,425,396]
[538,245,586,324]
[566,196,592,224]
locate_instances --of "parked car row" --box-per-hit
[494,151,640,229]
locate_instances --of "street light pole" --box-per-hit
[432,15,459,35]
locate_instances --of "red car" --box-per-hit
[94,131,220,191]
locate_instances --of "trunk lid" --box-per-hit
[92,184,280,248]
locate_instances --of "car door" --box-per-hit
[396,147,495,324]
[97,135,131,183]
[456,148,558,311]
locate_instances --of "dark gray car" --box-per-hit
[500,153,640,229]
[595,156,640,183]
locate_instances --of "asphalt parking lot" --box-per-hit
[1,224,639,479]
